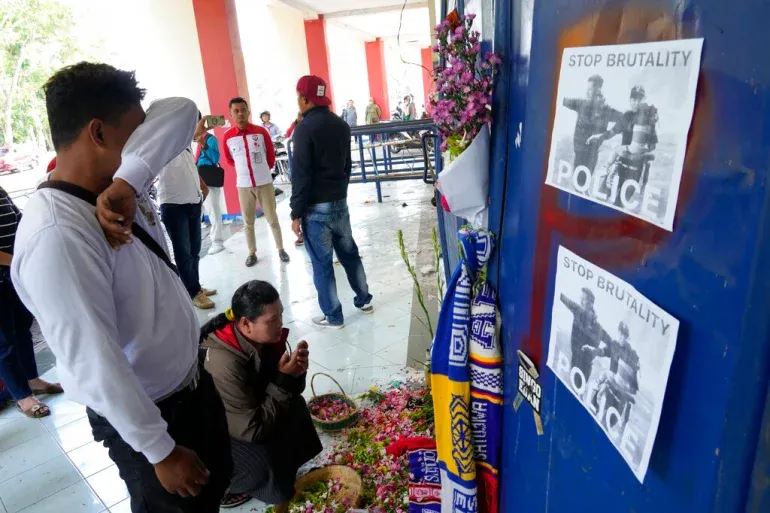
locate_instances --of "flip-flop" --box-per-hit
[18,402,50,418]
[220,493,250,509]
[32,383,64,396]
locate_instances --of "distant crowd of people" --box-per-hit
[0,61,379,513]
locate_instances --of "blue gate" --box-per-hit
[483,0,770,511]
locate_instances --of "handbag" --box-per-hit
[197,165,224,188]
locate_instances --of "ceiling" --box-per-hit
[282,0,427,15]
[277,0,433,46]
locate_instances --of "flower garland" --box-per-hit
[430,11,501,158]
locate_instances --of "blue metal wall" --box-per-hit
[485,0,770,511]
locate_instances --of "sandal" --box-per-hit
[32,383,64,396]
[18,402,50,418]
[220,493,250,509]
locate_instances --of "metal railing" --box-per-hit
[288,119,440,202]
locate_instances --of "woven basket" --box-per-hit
[293,465,362,509]
[308,373,360,432]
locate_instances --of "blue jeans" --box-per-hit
[160,202,202,298]
[302,200,372,325]
[0,281,37,400]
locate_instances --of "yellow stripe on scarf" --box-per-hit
[431,373,476,483]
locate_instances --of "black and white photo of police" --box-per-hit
[586,86,660,210]
[584,321,642,435]
[559,288,642,436]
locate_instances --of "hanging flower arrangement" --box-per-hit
[430,11,501,158]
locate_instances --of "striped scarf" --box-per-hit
[431,228,501,513]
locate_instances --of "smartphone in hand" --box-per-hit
[206,115,226,129]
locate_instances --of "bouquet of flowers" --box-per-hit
[430,11,501,158]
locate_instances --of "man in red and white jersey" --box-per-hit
[223,97,289,267]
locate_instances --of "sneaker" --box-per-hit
[295,234,304,247]
[359,303,374,314]
[245,254,258,267]
[312,316,344,329]
[201,287,217,297]
[193,291,215,309]
[279,249,290,263]
[208,243,224,255]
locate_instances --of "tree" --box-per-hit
[0,0,78,148]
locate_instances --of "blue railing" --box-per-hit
[288,119,440,203]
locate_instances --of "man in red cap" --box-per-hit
[290,75,372,329]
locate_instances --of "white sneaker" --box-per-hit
[312,316,344,329]
[208,243,225,255]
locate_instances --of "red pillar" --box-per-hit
[304,16,335,112]
[192,0,247,215]
[365,38,390,121]
[421,47,434,113]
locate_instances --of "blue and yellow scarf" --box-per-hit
[431,229,501,513]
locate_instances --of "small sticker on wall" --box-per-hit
[513,350,544,436]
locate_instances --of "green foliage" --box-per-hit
[397,229,434,339]
[0,0,84,147]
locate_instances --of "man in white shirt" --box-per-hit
[157,147,216,309]
[11,62,232,511]
[224,98,290,266]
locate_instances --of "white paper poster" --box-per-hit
[546,246,679,482]
[545,39,704,231]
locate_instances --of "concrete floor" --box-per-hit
[0,179,435,513]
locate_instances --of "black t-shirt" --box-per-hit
[0,186,21,255]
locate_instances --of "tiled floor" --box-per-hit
[0,179,433,512]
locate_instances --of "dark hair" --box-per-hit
[630,85,646,100]
[588,74,604,88]
[229,97,248,109]
[44,62,146,151]
[199,280,280,343]
[198,110,202,121]
[260,111,271,118]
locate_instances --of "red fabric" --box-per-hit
[385,437,436,457]
[222,123,276,170]
[47,157,56,172]
[296,75,332,107]
[215,323,243,353]
[478,469,499,513]
[441,195,451,212]
[286,120,297,138]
